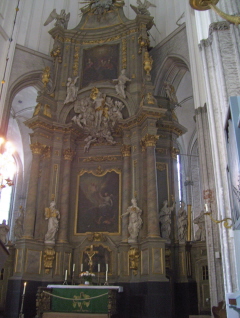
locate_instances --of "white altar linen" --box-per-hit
[47,285,123,292]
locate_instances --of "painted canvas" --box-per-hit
[81,44,119,87]
[76,169,121,234]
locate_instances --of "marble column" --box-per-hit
[57,148,74,243]
[142,134,160,238]
[23,142,46,239]
[121,145,131,242]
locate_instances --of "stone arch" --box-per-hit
[3,71,43,134]
[154,55,190,97]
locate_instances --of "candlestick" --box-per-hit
[65,270,67,280]
[81,263,83,272]
[98,263,100,272]
[73,263,75,272]
[19,282,27,318]
[106,263,108,272]
[23,282,27,295]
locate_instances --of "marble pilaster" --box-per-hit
[121,145,131,242]
[34,147,51,241]
[142,134,160,238]
[23,142,46,239]
[57,148,75,243]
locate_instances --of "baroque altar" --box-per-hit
[10,1,189,318]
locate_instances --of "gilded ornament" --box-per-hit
[43,247,56,274]
[129,247,140,274]
[121,144,131,157]
[83,156,118,162]
[146,92,155,104]
[141,134,159,147]
[42,146,51,159]
[189,0,240,25]
[42,66,50,88]
[30,142,46,155]
[156,148,167,155]
[122,38,127,69]
[63,148,75,161]
[143,51,153,79]
[87,232,107,242]
[90,87,99,100]
[33,103,41,116]
[138,35,150,53]
[43,104,52,118]
[156,163,167,171]
[50,46,62,63]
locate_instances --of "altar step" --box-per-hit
[43,313,108,318]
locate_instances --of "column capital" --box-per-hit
[121,144,131,157]
[63,148,75,161]
[141,134,159,147]
[30,142,46,155]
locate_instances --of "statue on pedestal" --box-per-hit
[159,200,175,239]
[44,201,60,243]
[0,220,10,244]
[122,198,143,243]
[64,77,79,104]
[113,70,131,99]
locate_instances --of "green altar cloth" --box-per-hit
[51,288,109,313]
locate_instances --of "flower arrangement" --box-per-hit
[79,271,95,283]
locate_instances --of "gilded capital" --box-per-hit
[30,142,46,155]
[63,148,75,161]
[142,134,159,147]
[121,144,131,157]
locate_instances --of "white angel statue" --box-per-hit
[130,0,156,16]
[44,9,70,29]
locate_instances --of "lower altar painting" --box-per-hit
[75,169,121,234]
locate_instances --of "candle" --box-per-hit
[81,264,83,272]
[106,263,108,272]
[106,270,108,282]
[98,263,100,272]
[205,203,208,212]
[73,263,75,272]
[65,270,67,280]
[23,282,27,295]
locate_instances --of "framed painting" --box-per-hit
[81,44,119,88]
[75,168,121,234]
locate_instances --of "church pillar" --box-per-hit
[142,134,160,238]
[57,148,75,243]
[23,142,46,239]
[121,144,131,242]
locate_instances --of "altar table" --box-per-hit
[36,285,123,318]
